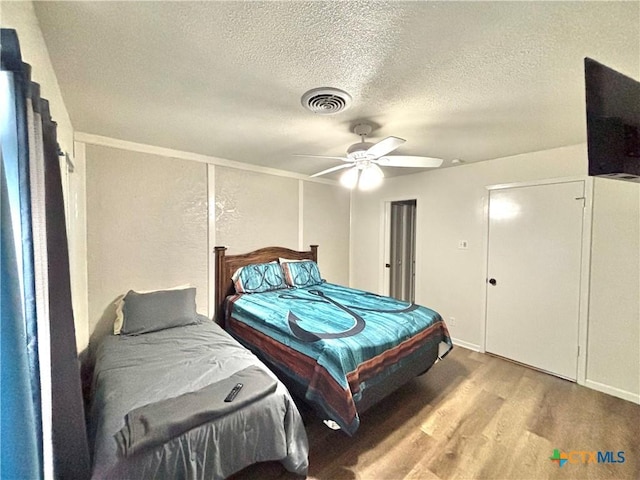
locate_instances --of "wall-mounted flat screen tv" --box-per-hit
[585,58,640,183]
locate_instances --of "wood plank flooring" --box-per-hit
[232,346,640,480]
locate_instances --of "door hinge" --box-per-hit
[577,345,580,357]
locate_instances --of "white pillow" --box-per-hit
[278,257,306,263]
[113,284,192,334]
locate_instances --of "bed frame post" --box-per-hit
[310,244,318,262]
[214,246,227,325]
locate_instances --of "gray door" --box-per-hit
[389,200,416,302]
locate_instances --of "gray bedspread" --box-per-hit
[89,319,309,479]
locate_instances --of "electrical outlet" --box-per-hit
[448,316,456,326]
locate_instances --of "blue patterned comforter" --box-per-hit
[225,282,452,435]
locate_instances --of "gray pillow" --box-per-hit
[121,287,198,335]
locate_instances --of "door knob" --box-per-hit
[488,278,497,286]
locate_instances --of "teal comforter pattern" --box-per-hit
[226,282,452,435]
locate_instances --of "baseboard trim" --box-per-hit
[584,379,640,405]
[451,338,482,352]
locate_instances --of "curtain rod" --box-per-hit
[57,143,75,173]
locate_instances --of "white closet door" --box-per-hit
[485,181,585,380]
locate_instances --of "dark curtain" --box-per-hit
[1,28,90,479]
[42,100,92,479]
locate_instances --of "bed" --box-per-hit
[214,245,452,436]
[88,287,309,480]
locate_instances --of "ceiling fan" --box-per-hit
[296,123,444,190]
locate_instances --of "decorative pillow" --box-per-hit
[232,262,288,294]
[281,260,323,288]
[113,284,191,334]
[120,287,198,335]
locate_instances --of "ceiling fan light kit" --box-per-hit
[297,122,445,190]
[339,163,385,191]
[340,166,360,189]
[358,163,384,190]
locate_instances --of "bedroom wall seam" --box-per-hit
[207,164,216,319]
[349,189,354,288]
[72,141,89,352]
[75,132,339,186]
[298,180,304,250]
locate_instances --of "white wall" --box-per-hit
[85,144,209,344]
[352,144,587,348]
[302,182,350,286]
[213,167,350,285]
[351,143,640,403]
[82,140,351,342]
[2,1,89,351]
[215,166,299,253]
[587,178,640,401]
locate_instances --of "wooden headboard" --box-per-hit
[214,245,318,325]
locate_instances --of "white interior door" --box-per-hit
[485,181,585,380]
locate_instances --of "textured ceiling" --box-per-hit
[33,1,640,177]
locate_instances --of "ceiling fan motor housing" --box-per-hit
[347,141,375,157]
[353,123,373,137]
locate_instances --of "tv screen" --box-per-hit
[585,58,640,182]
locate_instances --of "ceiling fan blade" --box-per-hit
[293,154,350,162]
[376,156,444,168]
[365,136,406,158]
[310,163,353,178]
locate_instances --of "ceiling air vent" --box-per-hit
[301,87,352,115]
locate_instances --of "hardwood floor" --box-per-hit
[233,346,640,480]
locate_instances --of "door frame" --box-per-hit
[379,196,422,299]
[481,176,593,385]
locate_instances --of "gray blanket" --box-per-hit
[88,321,308,479]
[116,365,277,456]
